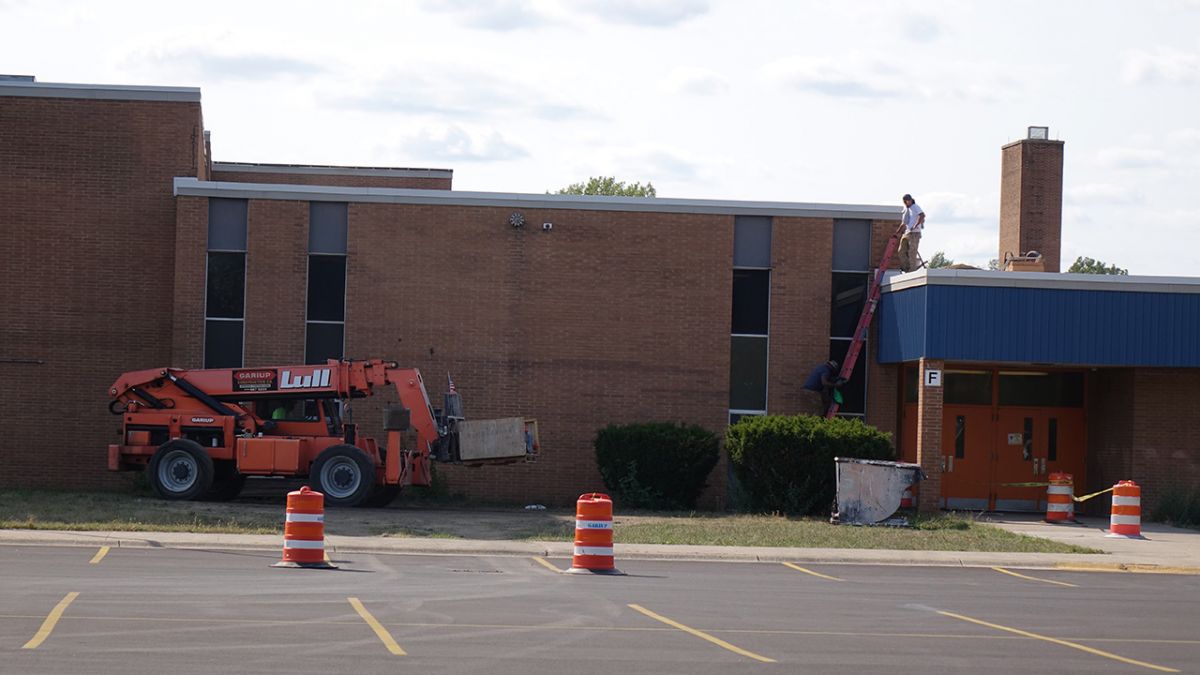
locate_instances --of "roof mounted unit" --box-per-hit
[1027,126,1049,140]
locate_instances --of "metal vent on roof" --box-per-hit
[1027,126,1049,140]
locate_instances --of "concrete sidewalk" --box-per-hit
[3,514,1197,572]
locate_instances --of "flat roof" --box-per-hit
[212,162,452,180]
[0,79,201,103]
[883,268,1200,295]
[173,177,900,220]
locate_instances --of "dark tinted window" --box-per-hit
[832,219,870,271]
[904,365,918,403]
[204,320,242,368]
[307,256,347,322]
[999,372,1084,407]
[830,272,869,338]
[306,322,344,365]
[731,269,770,335]
[733,216,771,268]
[828,340,866,414]
[310,202,348,254]
[945,371,993,405]
[729,336,768,411]
[206,252,245,318]
[208,199,247,251]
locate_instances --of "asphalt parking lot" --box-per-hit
[1,545,1197,674]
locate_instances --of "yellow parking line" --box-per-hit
[991,567,1077,588]
[782,562,843,581]
[348,597,406,656]
[89,546,110,564]
[937,610,1179,673]
[531,556,563,573]
[22,592,80,649]
[627,604,776,663]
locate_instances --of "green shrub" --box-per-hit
[726,415,893,515]
[594,423,720,510]
[1150,486,1200,530]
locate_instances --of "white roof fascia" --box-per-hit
[0,80,201,102]
[172,177,900,220]
[211,162,452,179]
[882,268,1200,295]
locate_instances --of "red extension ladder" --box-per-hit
[825,224,908,418]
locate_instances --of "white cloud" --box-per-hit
[420,0,549,31]
[664,67,728,96]
[1168,128,1200,146]
[1095,147,1169,170]
[762,55,903,100]
[339,69,600,122]
[1065,183,1144,206]
[901,13,943,42]
[576,0,708,27]
[1120,47,1200,85]
[392,124,528,162]
[126,47,324,81]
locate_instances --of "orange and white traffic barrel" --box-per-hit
[1045,472,1075,523]
[566,493,624,576]
[1106,480,1144,539]
[273,485,336,569]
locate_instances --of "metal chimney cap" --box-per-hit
[1027,126,1050,140]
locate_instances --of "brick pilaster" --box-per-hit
[916,358,944,513]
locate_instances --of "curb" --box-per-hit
[7,528,1196,573]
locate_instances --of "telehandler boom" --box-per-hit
[107,359,535,506]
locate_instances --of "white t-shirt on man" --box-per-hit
[902,203,925,233]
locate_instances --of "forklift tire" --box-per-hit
[148,439,214,501]
[363,485,401,508]
[311,445,376,507]
[203,462,246,502]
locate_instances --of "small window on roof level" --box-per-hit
[310,202,348,254]
[733,216,772,268]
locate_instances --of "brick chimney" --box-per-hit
[999,126,1064,272]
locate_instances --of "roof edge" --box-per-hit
[211,162,452,179]
[172,177,900,219]
[0,80,201,103]
[882,268,1200,294]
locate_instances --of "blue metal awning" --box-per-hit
[877,270,1200,366]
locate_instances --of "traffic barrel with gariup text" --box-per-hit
[1045,472,1076,523]
[273,485,336,569]
[1106,480,1144,539]
[566,493,624,575]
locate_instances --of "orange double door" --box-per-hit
[940,406,1085,511]
[901,369,1086,512]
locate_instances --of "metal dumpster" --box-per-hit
[831,458,925,524]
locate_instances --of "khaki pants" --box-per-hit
[897,231,921,272]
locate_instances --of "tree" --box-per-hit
[1068,256,1128,275]
[927,251,954,268]
[554,176,657,197]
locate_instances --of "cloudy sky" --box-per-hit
[3,0,1198,274]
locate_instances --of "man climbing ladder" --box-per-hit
[825,222,908,418]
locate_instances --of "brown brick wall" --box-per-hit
[211,170,451,190]
[769,217,833,416]
[0,95,203,488]
[999,140,1064,272]
[1130,369,1200,511]
[915,358,944,513]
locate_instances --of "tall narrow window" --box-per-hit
[204,198,247,368]
[955,415,966,459]
[830,219,872,416]
[729,216,771,421]
[306,202,348,364]
[1048,418,1058,462]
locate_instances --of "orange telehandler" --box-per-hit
[107,359,536,506]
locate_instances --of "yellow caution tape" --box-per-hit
[1072,486,1115,503]
[996,483,1116,503]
